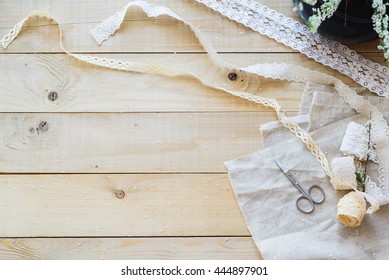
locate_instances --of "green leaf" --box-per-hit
[355,172,365,192]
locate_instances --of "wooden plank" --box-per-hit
[0,112,269,173]
[0,174,249,237]
[0,53,306,113]
[0,0,383,54]
[0,0,303,26]
[0,237,261,260]
[1,52,381,113]
[0,53,305,113]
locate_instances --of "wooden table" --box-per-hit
[0,0,384,259]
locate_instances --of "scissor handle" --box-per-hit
[296,185,325,213]
[307,184,325,204]
[296,195,315,214]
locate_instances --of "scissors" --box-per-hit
[274,160,325,214]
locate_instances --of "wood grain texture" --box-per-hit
[0,0,383,260]
[0,0,384,55]
[0,237,261,260]
[0,174,248,237]
[0,112,269,173]
[0,53,306,113]
[1,52,382,113]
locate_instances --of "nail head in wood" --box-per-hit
[115,190,125,199]
[228,72,238,81]
[48,91,58,102]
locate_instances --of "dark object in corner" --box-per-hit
[293,0,381,44]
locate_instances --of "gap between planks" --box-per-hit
[1,51,384,55]
[1,235,252,239]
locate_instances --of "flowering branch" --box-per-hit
[305,0,342,33]
[372,0,389,61]
[355,119,373,192]
[301,0,389,62]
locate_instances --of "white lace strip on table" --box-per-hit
[195,0,389,98]
[1,0,388,213]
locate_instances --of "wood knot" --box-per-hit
[48,91,58,102]
[115,190,125,199]
[37,121,49,133]
[227,72,238,81]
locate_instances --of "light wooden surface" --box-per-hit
[0,0,385,259]
[0,174,248,236]
[0,237,260,260]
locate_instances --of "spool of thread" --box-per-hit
[337,191,366,227]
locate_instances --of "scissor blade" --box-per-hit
[275,160,299,186]
[274,160,289,174]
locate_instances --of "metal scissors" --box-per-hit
[275,160,325,214]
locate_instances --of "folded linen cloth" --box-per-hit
[226,84,389,259]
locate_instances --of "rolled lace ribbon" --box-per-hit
[337,191,367,227]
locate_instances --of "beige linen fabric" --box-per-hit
[226,85,389,259]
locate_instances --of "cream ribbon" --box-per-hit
[338,191,367,227]
[1,0,388,217]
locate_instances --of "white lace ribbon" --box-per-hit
[330,157,356,190]
[340,122,378,162]
[195,0,389,98]
[1,1,388,214]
